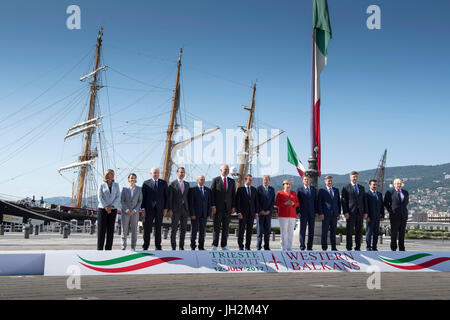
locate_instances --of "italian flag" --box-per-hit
[287,137,306,177]
[311,0,332,177]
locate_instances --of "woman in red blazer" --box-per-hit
[275,180,299,251]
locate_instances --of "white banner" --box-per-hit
[44,250,450,276]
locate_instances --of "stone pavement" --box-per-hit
[1,230,450,300]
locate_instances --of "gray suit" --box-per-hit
[120,186,143,250]
[168,179,190,250]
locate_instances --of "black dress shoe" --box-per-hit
[372,248,378,251]
[180,247,184,250]
[198,247,205,250]
[245,248,251,251]
[156,247,162,250]
[264,247,271,251]
[331,247,338,251]
[239,247,244,251]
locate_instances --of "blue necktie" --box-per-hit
[247,186,251,197]
[201,187,204,198]
[353,185,359,196]
[154,180,158,191]
[329,188,333,198]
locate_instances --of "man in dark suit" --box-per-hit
[341,171,368,251]
[365,179,385,251]
[236,174,259,250]
[297,174,318,250]
[168,167,190,250]
[318,176,341,251]
[211,164,236,250]
[256,175,275,250]
[189,175,212,250]
[384,178,409,251]
[141,167,168,250]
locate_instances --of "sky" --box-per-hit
[0,0,449,199]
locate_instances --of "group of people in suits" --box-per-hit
[96,166,409,252]
[295,171,409,252]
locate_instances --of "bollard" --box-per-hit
[235,229,239,237]
[90,225,95,235]
[63,225,69,238]
[40,224,43,232]
[24,226,30,239]
[163,227,169,239]
[34,225,39,236]
[272,231,276,241]
[139,226,143,234]
[340,234,343,242]
[118,223,121,236]
[60,225,64,234]
[0,224,4,236]
[380,234,383,244]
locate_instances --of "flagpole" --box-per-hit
[307,28,319,189]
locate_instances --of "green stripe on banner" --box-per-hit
[77,253,154,266]
[378,253,432,264]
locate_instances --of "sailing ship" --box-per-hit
[0,26,283,227]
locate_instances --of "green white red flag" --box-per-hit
[287,137,306,177]
[311,0,332,177]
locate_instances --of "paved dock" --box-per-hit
[1,231,450,300]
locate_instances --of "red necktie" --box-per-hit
[224,178,227,192]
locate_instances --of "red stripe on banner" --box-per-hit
[79,257,182,273]
[314,99,321,176]
[296,168,304,177]
[382,257,450,270]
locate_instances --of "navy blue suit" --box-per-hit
[141,178,168,250]
[189,186,212,250]
[297,185,318,250]
[384,188,409,251]
[365,190,385,250]
[318,187,341,250]
[256,185,275,250]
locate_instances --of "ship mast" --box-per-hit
[162,48,183,182]
[75,27,103,208]
[237,83,256,188]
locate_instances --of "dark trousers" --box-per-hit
[365,218,380,250]
[212,210,231,248]
[321,215,337,250]
[143,207,163,250]
[190,216,207,250]
[300,213,315,250]
[256,214,271,250]
[390,217,407,251]
[346,213,363,250]
[238,214,254,250]
[97,208,117,250]
[170,208,188,250]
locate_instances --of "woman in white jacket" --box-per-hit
[97,169,120,250]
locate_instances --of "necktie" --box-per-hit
[154,180,158,191]
[180,180,184,193]
[329,188,333,198]
[247,186,251,197]
[306,187,310,196]
[201,187,204,198]
[373,191,378,201]
[398,190,402,202]
[353,184,359,196]
[223,178,227,192]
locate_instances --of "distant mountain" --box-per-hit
[44,163,450,206]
